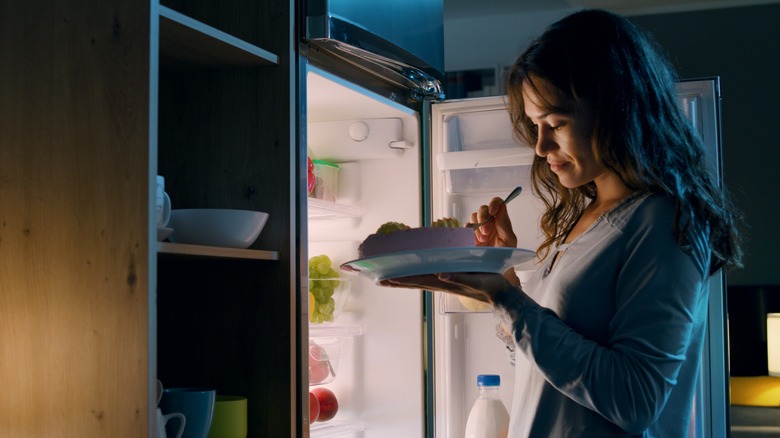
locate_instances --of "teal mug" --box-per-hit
[159,388,216,438]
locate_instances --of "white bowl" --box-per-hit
[168,209,268,248]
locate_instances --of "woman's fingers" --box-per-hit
[380,272,509,304]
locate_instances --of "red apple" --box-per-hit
[307,157,315,194]
[309,391,320,423]
[309,343,332,385]
[311,387,338,422]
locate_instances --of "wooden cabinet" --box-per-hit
[0,0,299,436]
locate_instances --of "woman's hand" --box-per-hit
[469,197,518,248]
[379,271,514,305]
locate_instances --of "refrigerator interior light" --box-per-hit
[768,313,780,376]
[309,118,407,161]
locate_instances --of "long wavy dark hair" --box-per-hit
[505,9,742,274]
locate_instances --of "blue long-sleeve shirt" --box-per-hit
[495,192,711,437]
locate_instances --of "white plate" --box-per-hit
[341,247,536,282]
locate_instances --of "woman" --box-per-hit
[384,9,743,437]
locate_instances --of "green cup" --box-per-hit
[207,396,248,438]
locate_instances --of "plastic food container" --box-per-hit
[312,159,339,202]
[309,337,350,386]
[309,277,351,324]
[309,326,362,386]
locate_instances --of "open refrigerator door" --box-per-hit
[426,80,727,438]
[428,96,543,437]
[676,78,728,438]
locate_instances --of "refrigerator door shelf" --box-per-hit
[445,164,532,196]
[436,148,535,170]
[440,293,493,314]
[439,269,537,314]
[436,148,535,195]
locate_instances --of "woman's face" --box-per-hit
[522,78,607,189]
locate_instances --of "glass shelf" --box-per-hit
[308,198,364,219]
[310,420,365,437]
[309,325,363,338]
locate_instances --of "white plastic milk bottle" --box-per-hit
[465,374,509,438]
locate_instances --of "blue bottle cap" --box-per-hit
[477,374,500,387]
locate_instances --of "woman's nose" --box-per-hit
[535,127,555,157]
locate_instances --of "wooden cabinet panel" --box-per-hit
[0,1,150,436]
[0,0,296,436]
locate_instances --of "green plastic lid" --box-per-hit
[312,159,339,169]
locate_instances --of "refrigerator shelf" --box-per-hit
[310,420,365,437]
[309,325,363,338]
[308,198,364,219]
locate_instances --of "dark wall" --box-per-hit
[727,285,780,375]
[631,4,780,287]
[632,4,780,375]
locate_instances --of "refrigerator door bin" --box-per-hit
[435,148,534,195]
[440,293,493,314]
[444,165,530,195]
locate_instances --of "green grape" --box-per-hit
[308,254,341,324]
[318,297,335,315]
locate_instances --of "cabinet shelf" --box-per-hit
[159,5,279,66]
[157,241,279,260]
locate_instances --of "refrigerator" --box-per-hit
[300,3,729,437]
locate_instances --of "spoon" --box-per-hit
[467,186,523,229]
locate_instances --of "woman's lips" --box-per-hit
[548,161,568,172]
